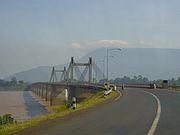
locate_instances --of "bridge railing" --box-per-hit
[114,83,161,89]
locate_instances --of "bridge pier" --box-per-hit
[41,86,43,98]
[30,83,105,106]
[45,84,48,101]
[50,84,55,106]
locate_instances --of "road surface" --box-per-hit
[13,88,180,135]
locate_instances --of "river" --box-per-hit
[0,91,48,121]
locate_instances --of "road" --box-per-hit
[13,88,180,135]
[145,89,180,135]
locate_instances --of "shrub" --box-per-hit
[64,100,72,108]
[0,114,15,125]
[172,82,177,90]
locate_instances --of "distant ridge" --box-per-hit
[6,48,180,83]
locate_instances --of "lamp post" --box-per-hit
[95,59,107,81]
[95,60,102,82]
[106,48,121,81]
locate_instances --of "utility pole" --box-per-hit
[103,59,105,80]
[89,57,92,83]
[70,57,74,82]
[106,48,109,81]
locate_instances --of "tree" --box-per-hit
[114,78,121,83]
[11,77,17,86]
[172,81,177,90]
[138,75,143,80]
[142,77,149,83]
[0,116,2,125]
[121,76,131,84]
[1,114,14,125]
[133,76,137,81]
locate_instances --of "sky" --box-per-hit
[0,0,180,78]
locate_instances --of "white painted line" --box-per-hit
[144,91,161,135]
[114,90,121,101]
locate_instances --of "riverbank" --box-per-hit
[0,91,48,121]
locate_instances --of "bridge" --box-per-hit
[29,57,107,106]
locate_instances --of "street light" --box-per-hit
[95,60,104,82]
[106,48,121,81]
[104,55,114,80]
[95,55,114,82]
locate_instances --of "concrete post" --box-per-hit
[89,57,92,83]
[71,57,74,82]
[63,67,66,81]
[122,83,125,90]
[41,86,43,98]
[45,84,48,101]
[65,89,68,101]
[38,88,40,96]
[72,97,76,109]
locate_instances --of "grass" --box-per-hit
[172,87,180,91]
[0,91,118,135]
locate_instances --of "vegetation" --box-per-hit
[0,91,118,135]
[0,77,17,87]
[99,75,150,84]
[99,75,180,88]
[0,77,27,91]
[0,114,16,127]
[171,79,180,91]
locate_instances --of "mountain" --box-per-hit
[6,66,52,83]
[6,48,180,83]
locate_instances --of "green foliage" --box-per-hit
[11,77,17,86]
[0,116,2,125]
[100,76,180,88]
[0,78,27,91]
[100,75,150,84]
[64,100,72,108]
[172,81,177,90]
[0,114,16,126]
[51,105,68,113]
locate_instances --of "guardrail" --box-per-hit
[115,84,161,89]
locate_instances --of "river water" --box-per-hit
[0,91,48,121]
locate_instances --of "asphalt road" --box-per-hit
[145,89,180,135]
[13,88,180,135]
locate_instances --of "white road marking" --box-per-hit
[114,89,122,101]
[144,91,161,135]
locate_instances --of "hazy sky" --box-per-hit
[0,0,180,78]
